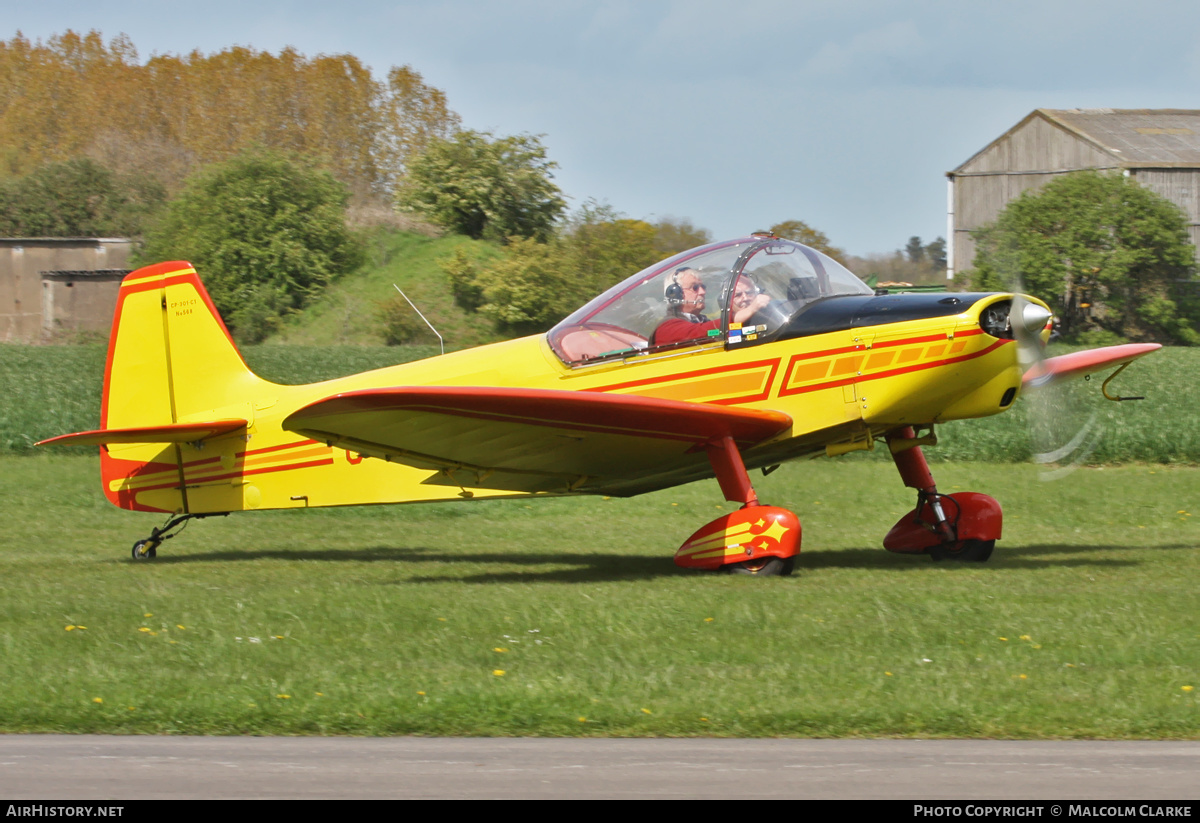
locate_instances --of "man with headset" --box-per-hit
[652,267,770,346]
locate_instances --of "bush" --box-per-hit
[138,151,364,340]
[968,170,1199,345]
[439,248,485,312]
[397,130,566,242]
[375,295,429,345]
[0,157,165,236]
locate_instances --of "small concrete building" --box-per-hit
[947,109,1200,277]
[0,238,132,342]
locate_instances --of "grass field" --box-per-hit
[2,455,1196,738]
[3,334,1197,737]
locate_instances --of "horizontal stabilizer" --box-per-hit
[283,387,792,494]
[1022,343,1161,388]
[36,419,248,448]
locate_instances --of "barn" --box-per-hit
[947,108,1200,278]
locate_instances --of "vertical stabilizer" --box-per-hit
[100,261,269,511]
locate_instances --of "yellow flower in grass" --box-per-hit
[641,708,652,715]
[1183,686,1195,693]
[92,697,103,704]
[493,647,508,653]
[492,670,505,677]
[276,694,291,699]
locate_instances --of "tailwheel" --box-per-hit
[126,512,227,561]
[131,539,159,561]
[726,556,794,576]
[930,539,995,563]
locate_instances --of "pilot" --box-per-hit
[652,269,770,346]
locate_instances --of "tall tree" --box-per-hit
[398,130,566,242]
[769,220,848,266]
[652,216,712,256]
[924,237,947,272]
[969,170,1198,344]
[905,236,926,265]
[439,202,662,334]
[0,31,460,197]
[567,201,660,293]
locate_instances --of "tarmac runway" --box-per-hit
[1,736,1199,799]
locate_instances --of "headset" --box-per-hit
[664,267,692,304]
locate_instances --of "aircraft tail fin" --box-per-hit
[94,261,270,511]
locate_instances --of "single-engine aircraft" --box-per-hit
[38,233,1159,574]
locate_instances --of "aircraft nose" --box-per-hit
[1014,300,1052,337]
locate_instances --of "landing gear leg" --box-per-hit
[129,512,227,561]
[673,435,801,575]
[883,426,1002,561]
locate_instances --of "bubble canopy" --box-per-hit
[547,236,874,365]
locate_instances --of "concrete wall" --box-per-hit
[0,239,132,342]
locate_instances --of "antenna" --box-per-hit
[391,284,444,355]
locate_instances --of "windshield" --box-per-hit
[548,236,873,365]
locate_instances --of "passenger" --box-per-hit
[732,275,771,320]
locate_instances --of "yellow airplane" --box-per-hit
[39,234,1159,574]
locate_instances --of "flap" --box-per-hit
[36,419,248,447]
[282,387,792,493]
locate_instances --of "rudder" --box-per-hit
[100,261,269,511]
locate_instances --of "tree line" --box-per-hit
[0,30,458,198]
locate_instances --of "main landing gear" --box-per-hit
[673,435,801,576]
[883,426,1002,562]
[130,512,227,561]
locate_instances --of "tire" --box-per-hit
[931,539,994,563]
[726,556,794,576]
[131,539,158,560]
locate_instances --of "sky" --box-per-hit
[6,0,1200,256]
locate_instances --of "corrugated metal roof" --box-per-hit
[1042,109,1200,165]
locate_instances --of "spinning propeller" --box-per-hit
[1009,286,1102,482]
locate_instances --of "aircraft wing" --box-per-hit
[36,419,248,447]
[1022,343,1161,388]
[282,387,792,494]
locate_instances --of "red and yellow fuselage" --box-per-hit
[88,263,1031,515]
